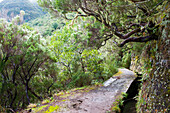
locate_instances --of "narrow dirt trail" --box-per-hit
[25,68,137,113]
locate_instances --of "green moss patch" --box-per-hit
[32,105,49,113]
[44,105,60,113]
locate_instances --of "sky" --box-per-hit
[0,0,37,3]
[29,0,38,2]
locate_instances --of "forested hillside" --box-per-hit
[0,0,169,113]
[28,14,66,36]
[0,0,45,22]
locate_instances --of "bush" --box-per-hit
[0,17,57,111]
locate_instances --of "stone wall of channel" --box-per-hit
[130,17,169,112]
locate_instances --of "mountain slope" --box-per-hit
[0,0,46,22]
[28,14,66,36]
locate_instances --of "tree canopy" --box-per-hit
[38,0,169,47]
[0,16,57,110]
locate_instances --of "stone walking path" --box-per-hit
[24,68,137,113]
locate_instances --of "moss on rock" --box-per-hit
[131,16,169,113]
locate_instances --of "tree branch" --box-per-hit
[79,5,110,27]
[113,23,141,39]
[27,57,38,76]
[27,86,43,101]
[118,35,158,47]
[137,6,149,16]
[12,65,19,84]
[101,34,113,47]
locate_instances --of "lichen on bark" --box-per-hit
[131,15,169,113]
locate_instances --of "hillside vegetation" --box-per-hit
[27,14,66,36]
[0,0,45,22]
